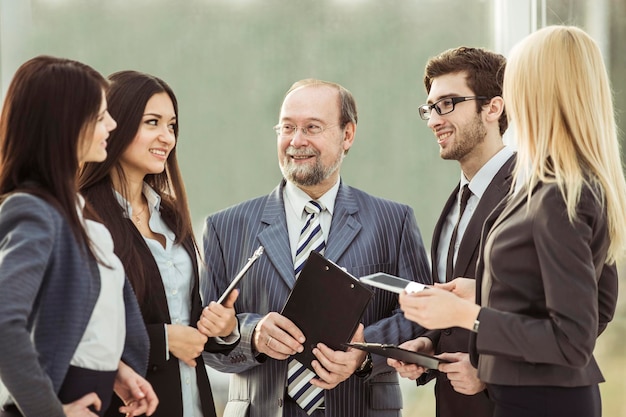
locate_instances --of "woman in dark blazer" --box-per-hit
[397,26,626,417]
[0,56,157,417]
[79,71,239,417]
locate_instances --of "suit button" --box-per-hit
[278,398,283,408]
[443,329,452,336]
[151,365,158,371]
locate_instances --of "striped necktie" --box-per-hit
[287,200,325,414]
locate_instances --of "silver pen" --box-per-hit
[216,245,264,304]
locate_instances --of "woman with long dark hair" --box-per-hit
[80,70,239,417]
[0,56,158,417]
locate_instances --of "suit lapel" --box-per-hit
[487,180,530,238]
[455,155,515,279]
[257,181,363,287]
[258,182,299,289]
[325,183,361,262]
[432,188,458,283]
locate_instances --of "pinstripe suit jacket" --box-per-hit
[0,193,148,417]
[201,180,431,417]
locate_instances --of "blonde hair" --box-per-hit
[505,25,626,262]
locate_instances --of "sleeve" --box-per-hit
[207,325,241,348]
[477,188,602,367]
[145,323,168,368]
[0,195,65,417]
[596,262,618,336]
[362,205,433,377]
[121,278,150,375]
[200,216,263,373]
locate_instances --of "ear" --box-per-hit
[342,122,356,152]
[484,96,504,124]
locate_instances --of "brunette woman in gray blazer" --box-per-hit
[398,26,626,417]
[0,56,158,417]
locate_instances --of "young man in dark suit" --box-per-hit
[388,47,513,417]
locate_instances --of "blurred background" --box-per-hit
[1,0,624,415]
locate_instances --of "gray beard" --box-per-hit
[280,152,344,187]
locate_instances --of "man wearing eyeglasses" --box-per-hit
[388,47,514,417]
[201,78,431,417]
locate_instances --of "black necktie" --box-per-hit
[446,184,472,282]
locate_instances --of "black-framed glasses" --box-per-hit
[418,96,488,120]
[273,123,339,138]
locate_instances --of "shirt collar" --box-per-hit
[284,179,340,219]
[461,146,514,198]
[114,183,162,219]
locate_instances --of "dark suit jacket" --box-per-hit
[101,212,236,417]
[0,193,148,417]
[201,180,431,417]
[472,179,618,387]
[418,155,514,417]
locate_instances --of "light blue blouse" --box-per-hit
[117,185,202,417]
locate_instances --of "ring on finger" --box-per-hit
[266,336,273,348]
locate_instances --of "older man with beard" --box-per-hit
[200,78,431,417]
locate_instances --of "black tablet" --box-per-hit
[344,342,450,369]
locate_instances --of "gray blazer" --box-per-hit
[0,193,148,417]
[201,180,431,417]
[475,180,618,387]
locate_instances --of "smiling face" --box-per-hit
[426,72,487,163]
[277,84,354,197]
[79,91,117,164]
[119,92,176,181]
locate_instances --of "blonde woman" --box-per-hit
[398,25,626,417]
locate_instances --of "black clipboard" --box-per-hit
[281,251,374,372]
[344,342,450,369]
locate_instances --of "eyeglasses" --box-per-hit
[273,123,339,138]
[418,96,488,120]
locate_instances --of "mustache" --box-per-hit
[286,146,319,157]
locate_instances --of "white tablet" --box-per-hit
[359,272,427,294]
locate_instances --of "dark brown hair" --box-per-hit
[0,55,107,251]
[79,70,195,303]
[424,47,508,135]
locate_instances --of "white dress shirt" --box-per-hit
[71,195,126,371]
[283,179,340,261]
[118,185,202,417]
